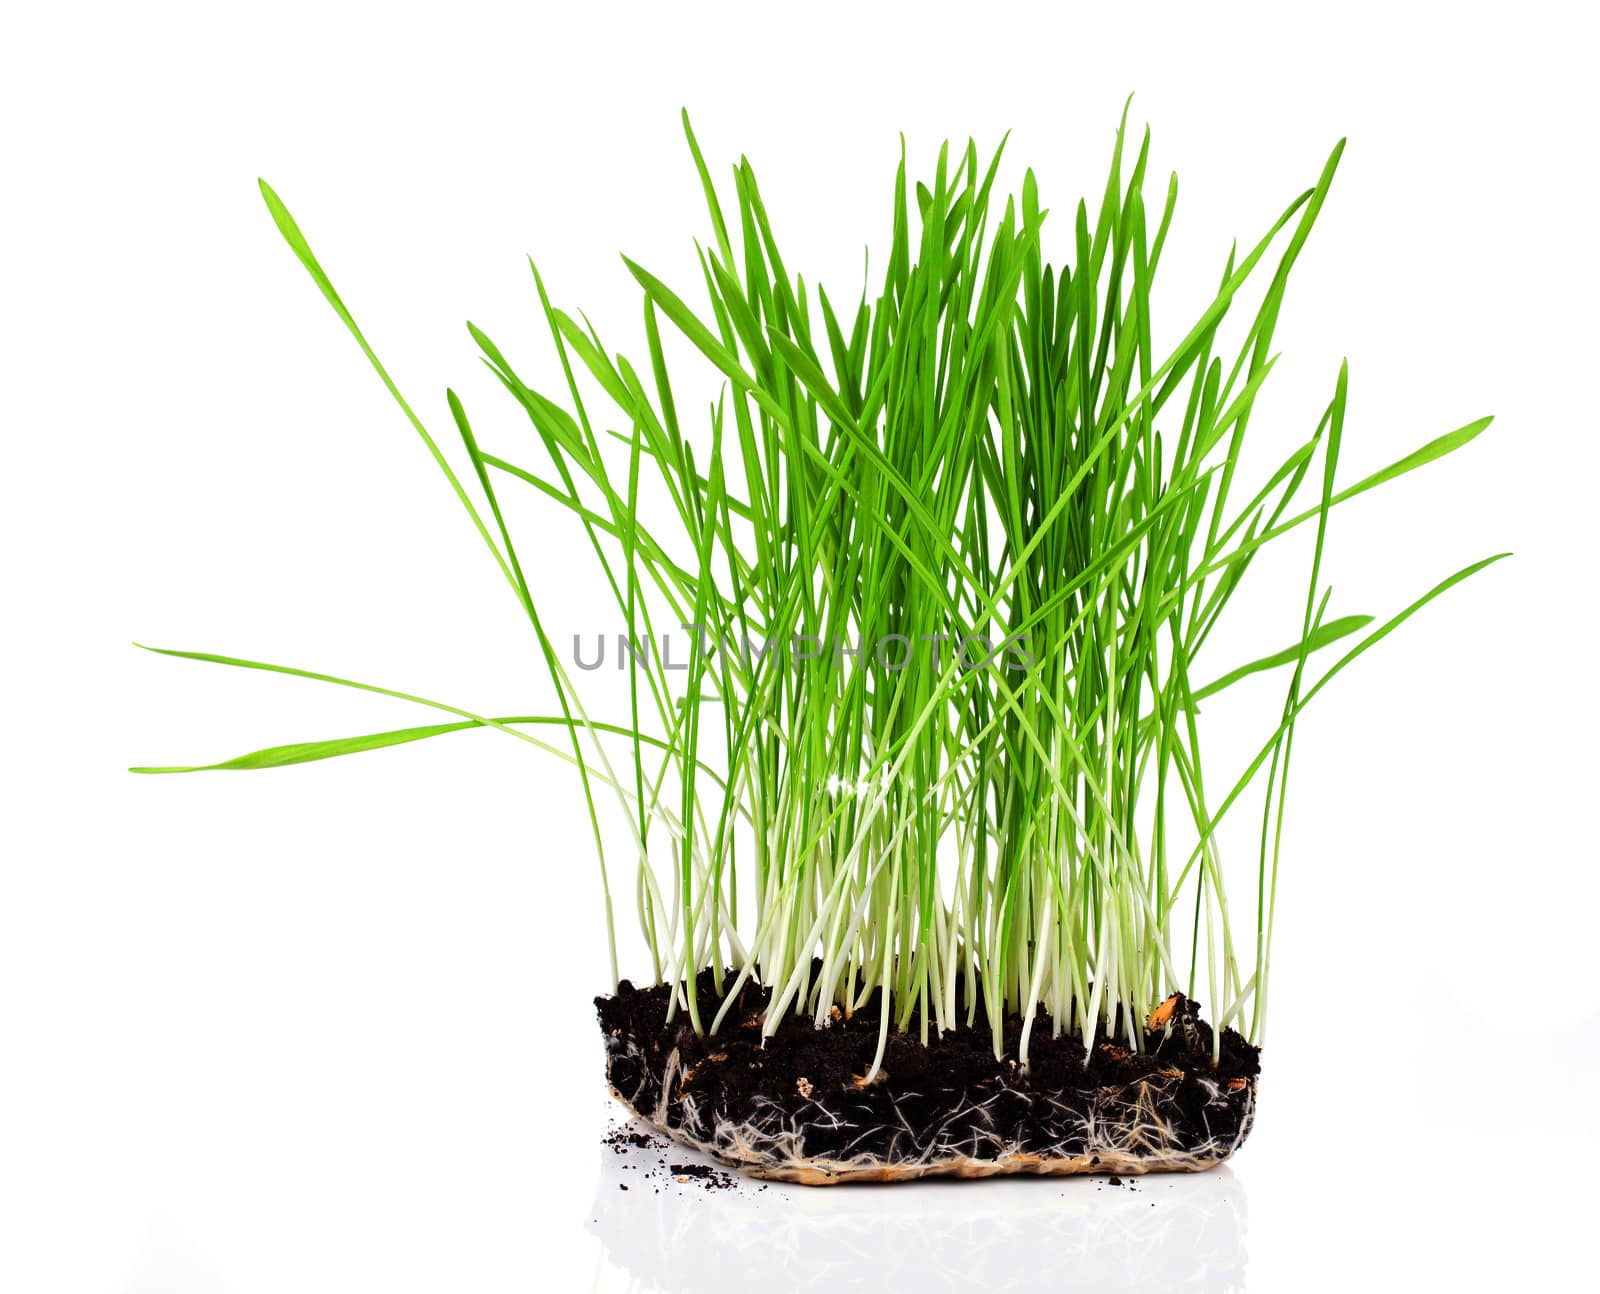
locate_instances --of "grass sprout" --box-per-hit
[138,108,1502,1070]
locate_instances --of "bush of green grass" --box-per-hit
[138,108,1500,1076]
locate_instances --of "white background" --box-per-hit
[4,2,1597,1290]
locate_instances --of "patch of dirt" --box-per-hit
[596,968,1259,1177]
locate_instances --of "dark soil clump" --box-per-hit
[596,968,1259,1183]
[668,1162,715,1178]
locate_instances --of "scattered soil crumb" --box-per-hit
[666,1162,737,1191]
[603,1126,667,1153]
[603,1121,740,1192]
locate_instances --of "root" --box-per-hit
[604,1033,1255,1185]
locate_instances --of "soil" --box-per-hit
[596,967,1260,1182]
[602,1126,666,1154]
[599,1118,744,1193]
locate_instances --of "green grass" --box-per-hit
[137,108,1501,1070]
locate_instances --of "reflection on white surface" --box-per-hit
[589,1118,1248,1293]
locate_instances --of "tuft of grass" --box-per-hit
[138,109,1502,1069]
